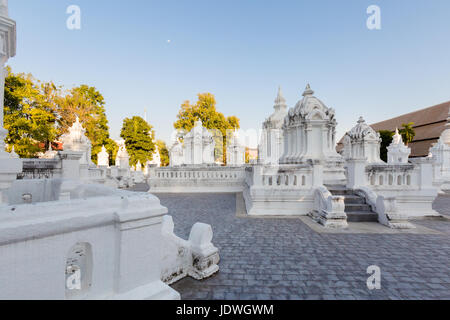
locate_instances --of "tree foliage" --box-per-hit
[3,67,58,158]
[55,85,117,164]
[3,67,117,163]
[156,139,170,167]
[173,93,240,164]
[378,130,394,162]
[120,116,156,168]
[399,122,415,146]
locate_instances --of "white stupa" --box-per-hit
[97,146,109,167]
[387,128,411,164]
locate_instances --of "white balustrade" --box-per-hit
[366,164,416,189]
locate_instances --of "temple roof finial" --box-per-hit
[274,86,287,109]
[0,0,8,17]
[302,84,314,97]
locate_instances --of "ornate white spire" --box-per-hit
[302,84,314,97]
[274,86,287,110]
[0,0,8,17]
[387,127,410,164]
[344,116,382,163]
[347,116,379,140]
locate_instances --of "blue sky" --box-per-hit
[8,0,450,146]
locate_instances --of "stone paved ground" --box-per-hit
[155,193,450,300]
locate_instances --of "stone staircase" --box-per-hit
[325,186,378,222]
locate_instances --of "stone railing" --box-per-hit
[161,216,219,284]
[15,154,130,189]
[355,186,414,229]
[148,166,246,193]
[359,158,440,219]
[366,164,417,189]
[243,163,321,216]
[18,159,62,180]
[247,164,314,189]
[310,186,347,228]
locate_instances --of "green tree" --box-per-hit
[378,130,394,162]
[173,93,240,164]
[3,67,58,158]
[120,116,155,168]
[399,122,415,146]
[156,140,170,167]
[55,85,116,164]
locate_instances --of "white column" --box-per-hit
[346,159,367,189]
[281,128,288,163]
[321,127,329,158]
[287,127,293,161]
[291,126,297,163]
[305,125,312,159]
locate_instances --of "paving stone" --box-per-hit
[156,193,450,300]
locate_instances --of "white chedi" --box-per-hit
[60,117,94,166]
[170,120,215,167]
[97,146,109,167]
[183,120,215,165]
[344,116,383,163]
[0,0,8,17]
[280,84,341,164]
[429,108,450,160]
[429,107,450,191]
[258,87,288,165]
[169,137,184,167]
[148,145,161,167]
[387,128,411,164]
[226,129,246,166]
[115,140,130,169]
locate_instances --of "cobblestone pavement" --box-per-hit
[155,193,450,300]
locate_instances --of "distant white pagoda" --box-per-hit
[258,86,288,165]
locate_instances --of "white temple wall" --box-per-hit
[361,159,439,217]
[0,182,180,300]
[243,164,317,216]
[0,223,116,299]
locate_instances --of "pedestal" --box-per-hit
[58,151,83,180]
[0,153,22,204]
[346,159,368,189]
